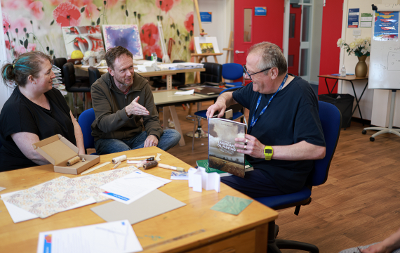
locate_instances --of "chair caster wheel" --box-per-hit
[362,130,366,134]
[370,137,375,142]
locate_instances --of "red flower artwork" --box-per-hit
[156,0,175,13]
[2,13,10,34]
[184,12,193,33]
[142,44,163,59]
[105,0,119,8]
[29,1,44,20]
[189,38,194,52]
[53,2,82,27]
[140,23,159,46]
[49,0,63,6]
[84,3,100,19]
[11,18,32,33]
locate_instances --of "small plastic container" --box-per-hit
[151,52,157,62]
[340,65,346,77]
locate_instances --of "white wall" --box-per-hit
[339,0,377,122]
[194,0,234,64]
[340,0,400,127]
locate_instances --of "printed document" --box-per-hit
[36,220,142,253]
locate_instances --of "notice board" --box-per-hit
[369,4,400,89]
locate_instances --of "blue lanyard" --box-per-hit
[248,74,288,132]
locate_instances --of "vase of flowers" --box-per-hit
[337,37,371,77]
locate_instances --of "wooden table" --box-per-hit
[0,147,278,253]
[318,74,369,127]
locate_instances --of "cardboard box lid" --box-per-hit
[32,134,79,165]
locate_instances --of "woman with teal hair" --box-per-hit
[0,51,85,171]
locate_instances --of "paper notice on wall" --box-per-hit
[348,8,360,28]
[360,13,373,28]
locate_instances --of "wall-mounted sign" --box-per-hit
[255,7,267,16]
[360,13,373,28]
[200,12,212,22]
[348,8,360,28]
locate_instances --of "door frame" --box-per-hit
[283,0,315,82]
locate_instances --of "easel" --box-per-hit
[223,31,234,63]
[191,0,223,83]
[186,0,222,139]
[362,89,400,141]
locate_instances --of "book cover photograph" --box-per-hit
[208,118,246,178]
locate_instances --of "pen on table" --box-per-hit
[113,161,121,169]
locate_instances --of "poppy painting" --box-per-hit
[102,24,144,60]
[61,26,104,59]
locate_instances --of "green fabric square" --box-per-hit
[211,195,253,215]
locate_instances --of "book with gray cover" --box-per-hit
[208,118,247,178]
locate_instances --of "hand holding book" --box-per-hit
[235,134,266,159]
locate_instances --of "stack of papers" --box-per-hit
[158,62,204,70]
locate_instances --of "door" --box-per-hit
[234,1,285,67]
[287,4,301,76]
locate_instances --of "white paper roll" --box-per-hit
[112,155,127,164]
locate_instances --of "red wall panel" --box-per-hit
[318,0,344,94]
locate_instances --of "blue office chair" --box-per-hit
[222,63,243,87]
[78,108,97,155]
[255,101,341,253]
[191,86,247,150]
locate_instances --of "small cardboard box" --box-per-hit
[33,134,100,175]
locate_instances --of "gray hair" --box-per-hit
[248,42,287,76]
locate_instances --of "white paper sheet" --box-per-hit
[0,187,5,192]
[174,90,194,95]
[100,170,171,205]
[1,190,96,223]
[36,220,142,253]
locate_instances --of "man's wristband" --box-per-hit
[264,146,273,160]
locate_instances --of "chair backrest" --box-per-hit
[172,59,186,85]
[200,62,222,83]
[62,62,76,91]
[78,108,96,150]
[222,63,243,81]
[88,67,101,86]
[312,101,341,186]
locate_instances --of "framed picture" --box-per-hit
[61,26,104,59]
[102,25,143,60]
[194,37,220,54]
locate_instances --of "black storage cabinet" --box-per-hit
[318,94,354,128]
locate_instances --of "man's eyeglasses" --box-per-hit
[243,65,271,80]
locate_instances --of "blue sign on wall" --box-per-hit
[200,12,212,22]
[255,7,267,16]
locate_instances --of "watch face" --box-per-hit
[264,149,272,154]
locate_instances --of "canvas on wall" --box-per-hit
[1,0,194,67]
[61,26,104,59]
[102,24,143,60]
